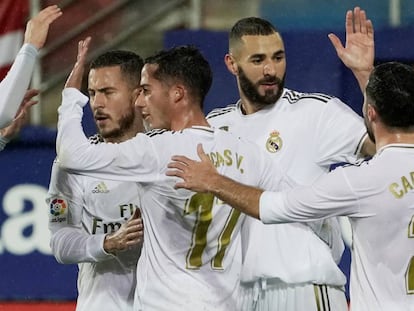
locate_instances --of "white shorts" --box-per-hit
[238,279,348,311]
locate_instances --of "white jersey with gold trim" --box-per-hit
[47,134,141,311]
[207,88,367,286]
[260,144,414,311]
[56,88,289,311]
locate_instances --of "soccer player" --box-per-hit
[0,5,61,128]
[55,45,291,311]
[184,7,375,311]
[46,37,144,311]
[166,61,414,311]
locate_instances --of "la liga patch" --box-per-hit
[49,198,68,223]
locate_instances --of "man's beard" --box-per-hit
[99,107,136,140]
[238,66,285,107]
[364,117,376,144]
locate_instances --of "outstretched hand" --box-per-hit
[65,37,92,89]
[328,7,374,77]
[0,89,39,140]
[24,5,62,50]
[103,208,144,254]
[167,144,218,193]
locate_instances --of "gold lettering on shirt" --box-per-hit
[208,149,244,174]
[389,172,414,199]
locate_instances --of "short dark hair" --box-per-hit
[90,50,143,88]
[366,62,414,128]
[145,45,212,108]
[229,17,279,48]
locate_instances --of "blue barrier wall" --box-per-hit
[260,0,414,31]
[1,25,414,300]
[0,127,77,300]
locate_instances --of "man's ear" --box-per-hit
[172,85,185,103]
[225,54,238,75]
[367,104,377,122]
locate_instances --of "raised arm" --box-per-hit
[23,5,62,50]
[65,36,91,90]
[57,38,150,179]
[57,37,110,171]
[0,5,62,128]
[328,6,374,92]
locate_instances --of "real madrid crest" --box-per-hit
[266,130,283,153]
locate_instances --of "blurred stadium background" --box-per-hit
[0,0,413,309]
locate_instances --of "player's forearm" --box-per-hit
[208,173,263,219]
[352,67,373,94]
[56,88,138,179]
[56,88,93,170]
[0,44,38,128]
[50,227,112,263]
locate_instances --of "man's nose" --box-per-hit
[91,93,105,109]
[263,61,276,76]
[135,93,145,108]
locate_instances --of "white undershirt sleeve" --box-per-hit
[0,44,38,128]
[259,167,360,224]
[57,88,159,182]
[47,162,113,263]
[50,226,112,264]
[259,190,288,224]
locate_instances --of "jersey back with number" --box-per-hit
[130,127,284,311]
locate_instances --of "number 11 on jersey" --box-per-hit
[184,192,241,270]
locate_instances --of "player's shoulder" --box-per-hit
[88,133,104,144]
[213,127,261,148]
[144,128,169,138]
[332,157,371,171]
[206,103,238,120]
[282,89,337,105]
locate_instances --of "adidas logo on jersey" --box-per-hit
[92,182,109,194]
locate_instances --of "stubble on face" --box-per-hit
[238,65,285,108]
[363,108,375,144]
[362,96,376,144]
[364,117,376,144]
[98,104,137,141]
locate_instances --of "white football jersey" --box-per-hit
[207,88,367,285]
[47,134,142,311]
[260,144,414,311]
[56,88,289,311]
[0,43,38,128]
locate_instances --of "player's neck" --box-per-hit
[375,128,414,150]
[170,108,209,131]
[103,128,141,144]
[240,99,266,115]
